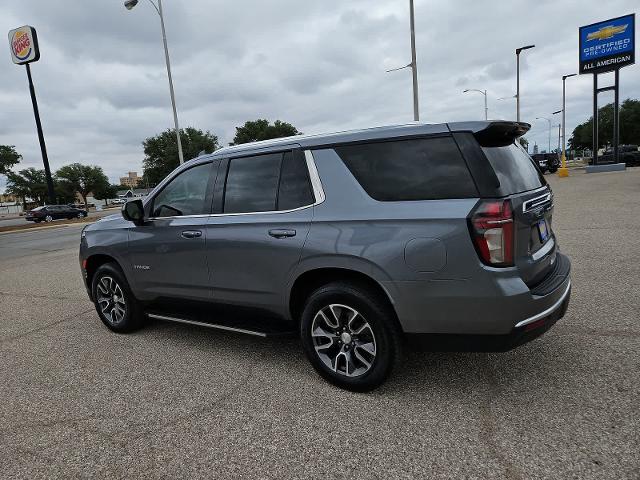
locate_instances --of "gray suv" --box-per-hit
[80,121,571,391]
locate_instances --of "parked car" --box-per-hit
[26,204,88,223]
[592,145,640,167]
[531,153,560,173]
[112,198,126,205]
[79,121,571,391]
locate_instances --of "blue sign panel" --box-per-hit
[579,14,635,74]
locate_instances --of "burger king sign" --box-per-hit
[8,25,40,65]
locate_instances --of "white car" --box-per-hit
[112,198,126,205]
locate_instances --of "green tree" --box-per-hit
[231,119,300,145]
[6,168,47,207]
[93,184,120,206]
[0,145,21,175]
[55,163,110,210]
[142,128,219,186]
[54,178,78,204]
[568,99,640,151]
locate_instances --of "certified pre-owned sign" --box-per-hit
[579,14,635,74]
[8,25,40,65]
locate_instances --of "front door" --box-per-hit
[206,150,315,314]
[128,161,218,301]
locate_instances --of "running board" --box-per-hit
[146,312,296,338]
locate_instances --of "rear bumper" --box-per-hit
[405,282,570,352]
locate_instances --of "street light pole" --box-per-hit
[535,117,552,153]
[559,73,577,177]
[515,45,535,122]
[125,0,184,165]
[409,0,419,121]
[463,89,488,120]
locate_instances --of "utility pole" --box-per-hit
[409,0,420,121]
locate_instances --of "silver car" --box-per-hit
[80,121,571,391]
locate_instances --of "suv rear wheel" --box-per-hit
[300,282,402,391]
[91,262,143,333]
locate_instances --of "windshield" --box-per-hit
[482,143,545,194]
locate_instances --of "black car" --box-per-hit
[531,153,560,174]
[25,205,88,223]
[594,145,640,167]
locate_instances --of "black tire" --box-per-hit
[300,282,403,392]
[91,262,144,333]
[549,167,558,174]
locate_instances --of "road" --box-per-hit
[1,170,639,479]
[0,224,85,261]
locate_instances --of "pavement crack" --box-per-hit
[479,354,522,480]
[0,307,94,345]
[0,290,82,301]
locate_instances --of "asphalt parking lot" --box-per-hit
[1,169,638,479]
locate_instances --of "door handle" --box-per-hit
[268,229,296,239]
[181,230,202,239]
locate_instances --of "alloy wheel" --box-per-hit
[311,304,377,377]
[96,276,127,325]
[45,215,53,222]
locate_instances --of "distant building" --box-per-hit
[533,143,539,154]
[120,171,142,188]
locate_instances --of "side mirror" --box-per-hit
[122,199,145,225]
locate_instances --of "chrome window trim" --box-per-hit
[305,149,326,204]
[147,149,325,220]
[515,279,571,328]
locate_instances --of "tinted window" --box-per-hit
[152,163,212,217]
[224,153,281,213]
[335,137,478,201]
[482,143,544,194]
[277,151,314,210]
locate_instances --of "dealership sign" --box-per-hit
[579,14,635,74]
[8,25,40,65]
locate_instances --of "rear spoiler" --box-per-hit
[473,121,530,147]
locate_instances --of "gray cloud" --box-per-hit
[1,0,639,188]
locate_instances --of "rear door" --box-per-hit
[480,142,555,286]
[205,149,314,313]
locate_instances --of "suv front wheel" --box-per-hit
[300,282,402,391]
[91,262,143,333]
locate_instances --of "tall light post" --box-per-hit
[386,0,420,121]
[463,89,488,120]
[125,0,184,165]
[559,73,577,177]
[409,0,419,121]
[535,117,552,153]
[515,45,535,122]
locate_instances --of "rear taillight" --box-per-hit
[468,199,514,267]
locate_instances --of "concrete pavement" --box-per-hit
[0,170,639,479]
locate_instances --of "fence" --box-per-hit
[0,204,23,216]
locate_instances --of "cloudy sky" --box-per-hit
[1,0,638,191]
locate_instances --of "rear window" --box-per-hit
[482,143,544,194]
[334,137,478,201]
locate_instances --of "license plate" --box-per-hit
[538,219,549,242]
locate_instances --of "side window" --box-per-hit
[277,151,314,210]
[152,163,212,217]
[224,153,282,213]
[334,137,478,201]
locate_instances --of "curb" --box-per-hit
[0,220,94,235]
